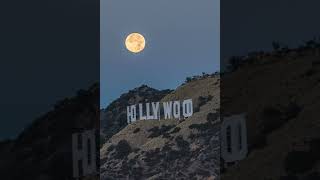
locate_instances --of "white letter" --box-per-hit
[72,130,97,178]
[127,105,136,123]
[173,101,181,119]
[146,103,153,120]
[221,114,248,162]
[152,102,160,120]
[139,103,146,120]
[163,101,173,119]
[183,99,193,118]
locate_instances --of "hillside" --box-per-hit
[221,46,320,179]
[0,84,99,180]
[100,75,220,180]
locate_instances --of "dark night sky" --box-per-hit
[221,0,320,67]
[0,0,99,140]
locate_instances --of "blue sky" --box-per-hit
[100,0,220,108]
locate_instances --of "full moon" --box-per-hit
[125,33,146,53]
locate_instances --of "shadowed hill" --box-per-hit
[0,84,99,180]
[221,44,320,180]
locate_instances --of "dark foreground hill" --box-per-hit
[221,45,320,180]
[0,84,99,180]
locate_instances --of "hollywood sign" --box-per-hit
[127,99,193,123]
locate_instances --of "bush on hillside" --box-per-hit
[114,140,132,159]
[133,128,140,133]
[259,106,284,134]
[207,113,218,122]
[148,125,175,138]
[175,136,190,150]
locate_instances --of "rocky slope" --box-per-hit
[0,84,99,180]
[100,75,220,180]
